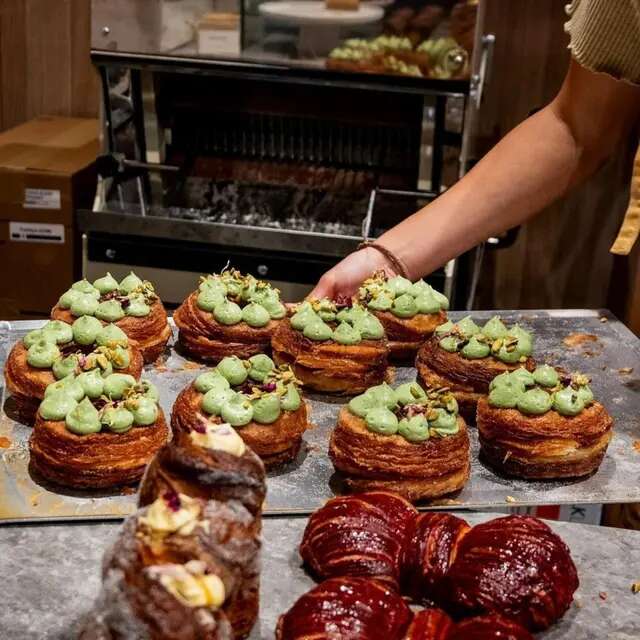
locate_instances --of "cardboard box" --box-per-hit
[0,116,98,317]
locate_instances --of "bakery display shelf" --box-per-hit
[1,309,639,523]
[0,512,637,639]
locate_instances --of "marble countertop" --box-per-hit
[0,512,638,639]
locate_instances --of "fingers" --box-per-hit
[308,271,335,300]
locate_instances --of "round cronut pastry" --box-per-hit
[51,299,171,364]
[476,398,613,479]
[173,291,282,363]
[29,408,168,489]
[329,407,470,502]
[271,319,391,394]
[416,337,535,420]
[171,382,309,470]
[4,341,143,424]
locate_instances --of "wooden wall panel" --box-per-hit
[0,0,98,132]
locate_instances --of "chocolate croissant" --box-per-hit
[139,427,266,520]
[51,273,171,363]
[276,577,413,640]
[300,491,417,589]
[299,493,578,632]
[174,270,286,363]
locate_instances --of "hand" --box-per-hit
[309,247,398,300]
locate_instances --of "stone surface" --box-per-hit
[0,513,638,639]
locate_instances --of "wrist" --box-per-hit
[358,240,409,279]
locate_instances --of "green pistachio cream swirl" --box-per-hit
[290,299,385,344]
[57,272,156,319]
[435,315,534,365]
[194,355,302,426]
[488,367,595,417]
[348,381,460,442]
[196,269,285,327]
[358,271,449,319]
[38,375,159,435]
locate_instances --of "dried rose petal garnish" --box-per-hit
[163,490,181,512]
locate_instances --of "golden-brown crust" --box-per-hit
[373,309,446,361]
[271,319,390,394]
[477,399,613,479]
[51,299,171,364]
[29,409,169,489]
[4,341,144,424]
[329,407,470,503]
[416,336,535,420]
[171,384,309,470]
[173,292,281,363]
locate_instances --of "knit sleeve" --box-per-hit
[565,0,640,85]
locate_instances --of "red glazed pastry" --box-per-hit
[447,614,534,640]
[300,491,417,589]
[442,515,578,631]
[403,609,453,640]
[276,577,413,640]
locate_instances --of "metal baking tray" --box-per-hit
[1,309,639,522]
[0,513,637,639]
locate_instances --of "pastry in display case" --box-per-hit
[296,492,578,635]
[477,367,613,479]
[271,298,390,394]
[171,355,309,469]
[356,271,449,360]
[51,272,171,363]
[4,318,143,423]
[329,381,469,502]
[174,269,287,363]
[29,376,167,489]
[416,316,535,419]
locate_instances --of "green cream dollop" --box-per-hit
[58,289,81,310]
[119,272,143,294]
[291,306,317,331]
[53,354,79,380]
[96,324,128,348]
[101,406,134,433]
[517,388,553,415]
[333,322,361,345]
[353,313,384,340]
[365,407,399,435]
[72,316,103,346]
[242,303,270,328]
[65,397,102,435]
[488,384,522,408]
[398,415,429,442]
[201,388,236,416]
[456,316,481,338]
[96,300,124,322]
[435,320,454,336]
[391,293,418,318]
[482,316,508,340]
[104,373,136,400]
[385,276,412,297]
[45,375,84,402]
[395,382,427,405]
[125,296,150,317]
[23,329,47,349]
[221,394,254,427]
[552,387,585,416]
[128,396,158,425]
[415,291,441,314]
[281,383,301,411]
[247,354,274,382]
[197,287,225,312]
[214,299,243,326]
[252,393,281,424]
[71,280,100,297]
[303,319,333,341]
[39,392,78,421]
[42,321,73,345]
[533,364,559,387]
[368,292,393,311]
[70,294,99,317]
[439,336,459,352]
[429,408,458,434]
[93,272,119,295]
[195,371,231,394]
[77,369,105,399]
[27,340,60,368]
[461,335,490,359]
[216,356,248,385]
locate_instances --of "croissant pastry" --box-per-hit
[477,367,613,479]
[416,316,535,419]
[50,272,171,363]
[174,270,286,363]
[5,317,143,424]
[139,426,266,520]
[403,609,453,640]
[170,355,309,469]
[329,381,470,502]
[300,491,417,589]
[29,375,167,489]
[356,272,448,361]
[271,299,390,394]
[82,490,259,639]
[299,492,578,632]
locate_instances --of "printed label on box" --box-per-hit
[23,188,62,210]
[9,221,65,244]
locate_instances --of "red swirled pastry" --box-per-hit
[271,299,390,394]
[51,272,171,363]
[477,366,613,479]
[416,316,535,419]
[329,381,469,502]
[356,272,448,361]
[171,355,309,469]
[5,318,143,424]
[29,374,167,489]
[174,269,287,363]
